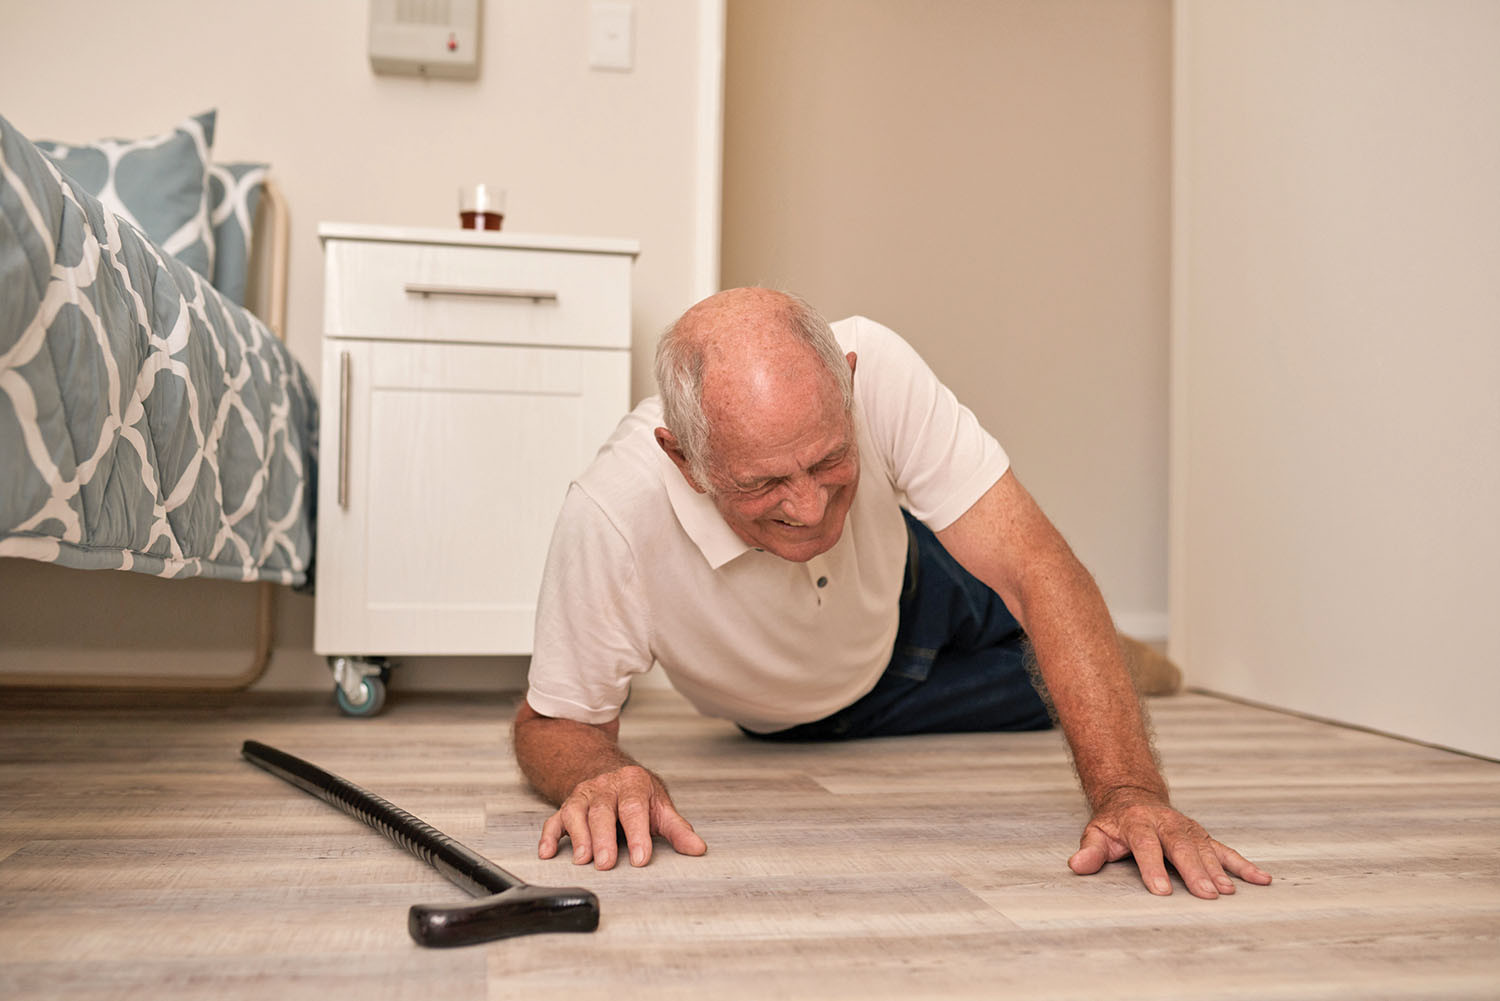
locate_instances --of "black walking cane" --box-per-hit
[242,740,599,947]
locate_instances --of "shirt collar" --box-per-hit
[656,445,755,570]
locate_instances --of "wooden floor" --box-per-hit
[0,684,1496,1000]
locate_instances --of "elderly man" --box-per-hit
[514,288,1270,899]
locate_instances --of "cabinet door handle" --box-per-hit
[403,283,559,302]
[338,350,351,510]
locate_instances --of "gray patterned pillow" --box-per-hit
[34,110,217,280]
[209,161,268,306]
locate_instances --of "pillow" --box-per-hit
[209,161,268,306]
[33,110,217,280]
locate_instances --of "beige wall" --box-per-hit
[721,0,1173,638]
[0,0,714,691]
[1171,0,1500,758]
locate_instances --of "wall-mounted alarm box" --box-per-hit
[369,0,482,80]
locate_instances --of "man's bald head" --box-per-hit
[654,288,853,487]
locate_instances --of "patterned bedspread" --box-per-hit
[0,114,317,586]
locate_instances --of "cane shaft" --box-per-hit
[241,740,523,897]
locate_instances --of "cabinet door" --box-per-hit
[315,339,630,655]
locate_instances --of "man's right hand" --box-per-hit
[538,763,707,869]
[513,699,707,870]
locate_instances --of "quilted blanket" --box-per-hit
[0,114,317,585]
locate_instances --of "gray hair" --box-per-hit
[655,291,853,489]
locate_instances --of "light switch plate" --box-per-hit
[589,1,634,72]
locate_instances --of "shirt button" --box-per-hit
[816,576,828,588]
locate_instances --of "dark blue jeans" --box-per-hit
[744,510,1054,741]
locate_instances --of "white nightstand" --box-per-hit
[313,223,638,713]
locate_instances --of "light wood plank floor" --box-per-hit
[1,685,1496,1000]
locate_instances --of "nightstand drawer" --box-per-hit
[323,238,633,349]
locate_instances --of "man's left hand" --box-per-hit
[1068,794,1273,898]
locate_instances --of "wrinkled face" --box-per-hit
[701,391,860,563]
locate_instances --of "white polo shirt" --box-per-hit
[524,316,1008,733]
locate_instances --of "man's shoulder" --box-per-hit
[830,315,934,418]
[572,396,673,529]
[831,315,925,374]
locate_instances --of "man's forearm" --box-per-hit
[512,703,639,805]
[936,472,1169,811]
[1022,556,1168,811]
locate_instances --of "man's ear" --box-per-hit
[654,427,709,494]
[846,351,858,382]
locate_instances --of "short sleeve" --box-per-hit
[843,316,1009,531]
[525,484,655,723]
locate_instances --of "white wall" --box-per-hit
[0,0,719,691]
[1171,0,1500,758]
[0,0,714,401]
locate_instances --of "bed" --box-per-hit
[0,110,317,688]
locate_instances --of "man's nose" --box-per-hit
[779,475,828,525]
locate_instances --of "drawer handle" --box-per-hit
[338,350,351,510]
[404,283,559,303]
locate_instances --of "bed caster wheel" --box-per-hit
[329,656,391,717]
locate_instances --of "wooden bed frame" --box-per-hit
[224,174,292,691]
[0,177,293,691]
